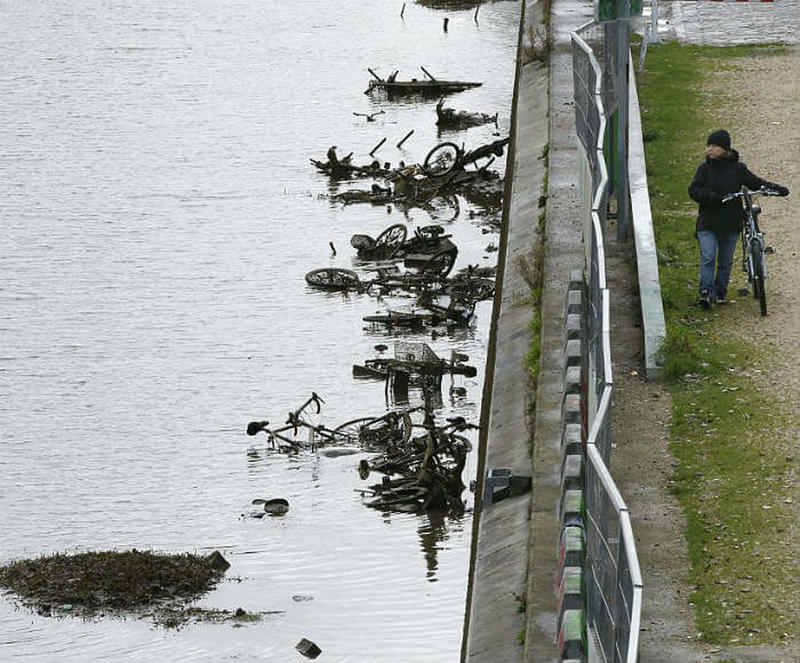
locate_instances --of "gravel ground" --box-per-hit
[612,46,800,662]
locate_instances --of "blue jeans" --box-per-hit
[698,230,739,300]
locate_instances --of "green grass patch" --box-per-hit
[524,211,547,389]
[637,41,799,645]
[526,300,542,384]
[515,208,546,456]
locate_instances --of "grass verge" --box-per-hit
[637,41,799,645]
[517,211,546,396]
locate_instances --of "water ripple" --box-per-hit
[0,0,518,659]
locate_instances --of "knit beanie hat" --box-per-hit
[707,129,731,151]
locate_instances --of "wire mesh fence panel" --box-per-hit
[576,20,619,119]
[603,21,620,118]
[598,292,614,465]
[572,18,641,663]
[573,40,593,150]
[595,402,613,467]
[585,437,628,661]
[615,533,636,663]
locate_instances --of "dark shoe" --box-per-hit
[698,291,711,310]
[716,297,729,305]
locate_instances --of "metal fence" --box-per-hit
[571,21,643,663]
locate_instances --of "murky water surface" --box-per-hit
[0,1,519,660]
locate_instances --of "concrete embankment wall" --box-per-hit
[464,0,672,659]
[461,0,550,660]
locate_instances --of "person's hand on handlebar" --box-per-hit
[722,186,790,203]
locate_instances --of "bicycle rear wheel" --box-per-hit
[750,241,767,316]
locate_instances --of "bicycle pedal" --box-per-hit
[764,246,775,254]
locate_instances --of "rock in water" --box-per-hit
[296,638,322,659]
[205,551,230,572]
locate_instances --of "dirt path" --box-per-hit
[608,241,712,662]
[612,46,800,662]
[725,47,800,399]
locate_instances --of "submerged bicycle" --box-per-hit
[246,392,419,452]
[722,187,782,317]
[422,137,509,178]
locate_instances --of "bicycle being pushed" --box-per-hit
[722,186,783,316]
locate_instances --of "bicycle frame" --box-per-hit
[738,189,768,284]
[723,186,783,316]
[248,398,425,452]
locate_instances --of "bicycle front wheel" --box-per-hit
[422,142,460,177]
[750,241,767,316]
[375,223,408,256]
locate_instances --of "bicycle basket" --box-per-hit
[394,341,439,365]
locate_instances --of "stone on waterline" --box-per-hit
[206,550,230,571]
[296,637,322,658]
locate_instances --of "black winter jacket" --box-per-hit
[688,150,780,234]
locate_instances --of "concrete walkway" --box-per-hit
[462,0,592,659]
[462,0,549,660]
[523,0,594,660]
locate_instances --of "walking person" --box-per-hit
[688,129,789,309]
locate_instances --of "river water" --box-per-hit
[0,1,520,660]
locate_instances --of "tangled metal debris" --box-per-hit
[436,97,498,130]
[353,341,476,382]
[365,66,482,97]
[250,67,507,526]
[357,409,478,513]
[312,135,507,216]
[245,395,477,515]
[350,223,456,262]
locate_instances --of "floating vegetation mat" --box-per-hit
[0,549,257,627]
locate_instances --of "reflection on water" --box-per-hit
[418,510,457,582]
[0,0,519,660]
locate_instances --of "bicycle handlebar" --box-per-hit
[721,187,782,204]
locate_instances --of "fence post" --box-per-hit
[615,5,631,241]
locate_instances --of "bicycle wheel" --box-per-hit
[750,241,767,316]
[450,276,494,301]
[362,410,414,447]
[399,410,413,444]
[422,142,460,177]
[423,248,457,278]
[426,194,460,222]
[749,241,759,300]
[332,416,377,444]
[305,267,361,290]
[375,223,408,255]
